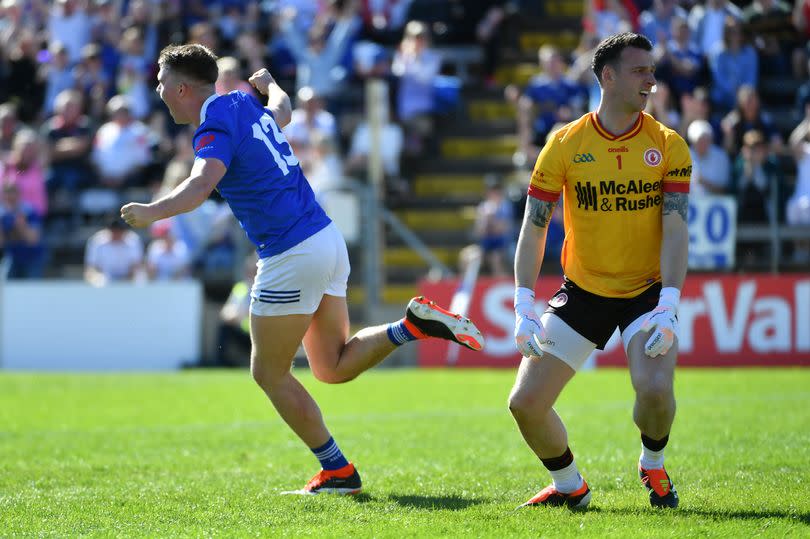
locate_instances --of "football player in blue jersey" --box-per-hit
[121,44,485,495]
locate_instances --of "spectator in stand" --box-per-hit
[639,0,688,46]
[678,86,720,140]
[280,3,361,102]
[48,0,92,65]
[742,0,797,77]
[687,119,731,195]
[270,0,321,34]
[721,84,782,157]
[42,42,75,117]
[0,129,47,218]
[84,215,144,286]
[475,1,518,86]
[508,45,588,163]
[155,129,195,200]
[352,39,391,81]
[305,131,345,198]
[645,80,680,129]
[216,252,258,367]
[0,181,46,279]
[584,0,638,39]
[4,28,45,123]
[72,43,112,121]
[472,175,513,277]
[91,95,152,188]
[569,31,605,112]
[732,129,785,265]
[238,30,275,77]
[0,103,20,162]
[116,27,153,120]
[733,129,781,221]
[361,0,413,44]
[86,0,123,93]
[145,224,191,281]
[215,56,255,97]
[707,16,758,115]
[655,16,704,102]
[120,0,160,62]
[786,97,810,264]
[688,0,743,57]
[392,20,440,156]
[187,21,219,53]
[215,3,256,51]
[284,86,337,164]
[42,89,93,199]
[344,102,404,187]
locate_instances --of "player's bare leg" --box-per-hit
[627,331,679,508]
[627,333,677,437]
[508,354,574,457]
[509,353,591,508]
[250,311,362,495]
[303,295,397,384]
[250,312,329,446]
[304,294,484,384]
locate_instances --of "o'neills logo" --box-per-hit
[644,148,662,166]
[608,146,629,152]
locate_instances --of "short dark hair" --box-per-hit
[158,44,219,85]
[591,32,653,84]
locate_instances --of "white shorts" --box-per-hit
[250,222,350,316]
[536,311,676,371]
[537,313,597,372]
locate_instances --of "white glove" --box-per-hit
[640,287,680,358]
[514,287,545,358]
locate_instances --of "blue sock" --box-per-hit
[386,319,418,346]
[311,437,350,471]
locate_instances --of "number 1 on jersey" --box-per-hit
[252,113,298,175]
[615,155,622,170]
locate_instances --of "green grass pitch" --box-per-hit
[1,368,808,537]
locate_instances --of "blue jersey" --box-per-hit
[192,91,331,258]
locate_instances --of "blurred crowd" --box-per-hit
[0,0,808,287]
[0,0,517,283]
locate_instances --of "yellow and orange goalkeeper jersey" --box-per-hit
[529,111,691,298]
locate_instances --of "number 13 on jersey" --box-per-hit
[252,113,298,175]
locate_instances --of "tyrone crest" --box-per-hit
[643,148,662,167]
[549,292,568,308]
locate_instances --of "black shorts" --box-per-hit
[544,279,661,350]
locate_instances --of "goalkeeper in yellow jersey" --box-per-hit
[509,32,691,510]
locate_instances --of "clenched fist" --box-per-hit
[248,69,276,96]
[121,202,158,228]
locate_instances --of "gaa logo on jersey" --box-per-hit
[573,153,596,163]
[549,292,568,308]
[643,148,662,167]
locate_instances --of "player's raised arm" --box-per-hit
[249,68,292,129]
[120,157,226,228]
